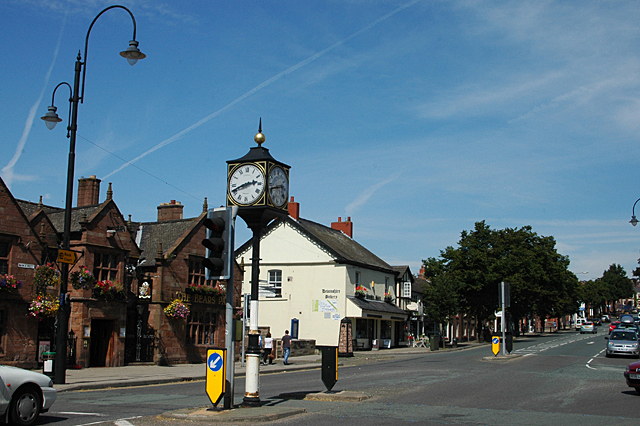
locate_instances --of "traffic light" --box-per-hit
[202,207,232,280]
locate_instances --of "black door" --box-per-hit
[90,319,113,367]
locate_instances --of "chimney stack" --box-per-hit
[331,216,353,238]
[77,175,101,207]
[157,200,184,222]
[288,196,300,221]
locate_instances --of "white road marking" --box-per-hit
[56,412,104,416]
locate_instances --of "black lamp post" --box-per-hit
[630,198,640,227]
[41,4,145,384]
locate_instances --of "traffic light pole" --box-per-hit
[223,207,238,409]
[242,225,262,407]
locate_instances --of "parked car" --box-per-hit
[624,360,640,394]
[592,318,602,326]
[580,321,597,334]
[605,329,640,358]
[0,364,57,426]
[602,314,611,323]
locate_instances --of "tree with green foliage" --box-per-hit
[579,264,634,314]
[422,221,580,336]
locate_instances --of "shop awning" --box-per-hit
[347,296,408,321]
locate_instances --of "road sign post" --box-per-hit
[206,348,226,406]
[321,346,338,391]
[492,335,500,356]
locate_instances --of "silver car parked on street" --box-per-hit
[0,364,57,426]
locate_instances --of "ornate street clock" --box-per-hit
[226,119,291,408]
[226,120,290,228]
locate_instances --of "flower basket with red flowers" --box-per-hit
[33,263,60,293]
[187,282,225,296]
[0,274,22,292]
[70,267,96,290]
[28,294,59,320]
[355,285,368,298]
[92,280,125,300]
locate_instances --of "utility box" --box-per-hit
[430,335,440,351]
[43,352,55,379]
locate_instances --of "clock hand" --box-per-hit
[232,180,259,194]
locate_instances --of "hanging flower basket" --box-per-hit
[0,274,22,292]
[187,282,225,296]
[92,280,125,300]
[33,263,60,293]
[164,299,190,319]
[28,294,59,320]
[384,292,393,303]
[233,307,243,320]
[70,268,96,290]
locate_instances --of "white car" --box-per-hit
[0,364,57,426]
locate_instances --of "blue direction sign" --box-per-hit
[206,348,226,405]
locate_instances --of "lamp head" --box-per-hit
[120,40,146,66]
[631,216,638,227]
[41,105,62,130]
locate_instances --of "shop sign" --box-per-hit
[175,291,225,306]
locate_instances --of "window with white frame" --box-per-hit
[403,282,411,298]
[260,270,282,298]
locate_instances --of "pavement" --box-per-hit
[54,344,470,392]
[49,335,545,423]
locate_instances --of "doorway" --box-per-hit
[90,319,114,367]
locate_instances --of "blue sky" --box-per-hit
[2,0,640,282]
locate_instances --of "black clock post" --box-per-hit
[226,121,290,407]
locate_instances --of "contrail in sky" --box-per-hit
[1,17,67,189]
[104,0,421,178]
[346,172,402,215]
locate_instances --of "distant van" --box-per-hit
[576,317,586,330]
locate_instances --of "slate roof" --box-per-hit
[136,217,201,267]
[16,199,62,219]
[237,215,396,275]
[347,295,408,316]
[16,199,103,233]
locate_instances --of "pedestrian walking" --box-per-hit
[263,333,273,365]
[282,330,292,365]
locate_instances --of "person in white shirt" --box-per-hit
[263,332,274,365]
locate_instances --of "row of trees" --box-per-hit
[422,221,581,337]
[422,221,638,338]
[579,264,635,315]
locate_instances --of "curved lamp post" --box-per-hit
[631,198,640,227]
[41,4,145,384]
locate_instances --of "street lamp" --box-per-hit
[41,4,145,385]
[631,198,640,227]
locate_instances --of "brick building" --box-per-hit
[0,175,241,369]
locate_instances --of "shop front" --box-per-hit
[347,296,407,350]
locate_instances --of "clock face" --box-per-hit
[268,166,289,207]
[229,164,265,205]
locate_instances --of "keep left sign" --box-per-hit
[206,348,226,405]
